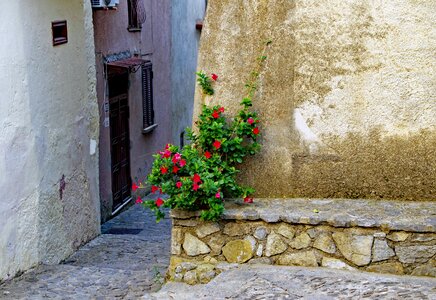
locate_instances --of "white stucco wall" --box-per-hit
[0,0,99,281]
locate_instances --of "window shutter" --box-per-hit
[142,62,156,133]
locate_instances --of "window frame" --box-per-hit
[127,0,142,32]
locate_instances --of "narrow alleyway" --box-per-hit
[0,201,171,299]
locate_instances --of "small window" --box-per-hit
[142,62,156,133]
[127,0,146,32]
[52,20,68,46]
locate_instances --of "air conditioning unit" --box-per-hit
[91,0,119,9]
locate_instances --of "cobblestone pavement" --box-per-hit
[0,202,171,299]
[147,265,436,300]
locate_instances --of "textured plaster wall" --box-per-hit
[0,0,100,281]
[195,0,436,200]
[93,0,173,221]
[171,0,206,145]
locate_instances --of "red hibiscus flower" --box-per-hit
[132,183,139,192]
[247,117,254,125]
[176,181,182,189]
[204,151,212,159]
[243,196,254,203]
[160,166,168,174]
[253,127,260,135]
[155,198,164,207]
[219,107,225,113]
[179,159,186,167]
[211,73,218,81]
[193,173,201,183]
[192,183,200,191]
[135,196,143,204]
[212,111,220,119]
[215,192,221,199]
[173,166,179,174]
[213,140,221,149]
[151,185,159,193]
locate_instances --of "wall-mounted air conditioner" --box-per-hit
[91,0,120,9]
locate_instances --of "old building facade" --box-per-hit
[0,1,100,281]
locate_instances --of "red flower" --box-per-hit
[243,196,254,203]
[211,73,218,81]
[132,183,139,192]
[193,173,201,183]
[213,140,221,149]
[219,107,225,113]
[215,192,221,198]
[253,127,260,135]
[155,198,164,207]
[173,166,179,174]
[174,153,182,161]
[135,196,143,204]
[163,149,172,158]
[176,181,182,189]
[179,159,186,167]
[160,166,168,174]
[192,183,200,191]
[204,151,212,159]
[165,144,170,149]
[247,117,254,125]
[212,111,220,119]
[151,185,159,193]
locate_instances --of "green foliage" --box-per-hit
[141,41,272,222]
[196,71,214,95]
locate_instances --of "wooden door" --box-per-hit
[108,70,131,212]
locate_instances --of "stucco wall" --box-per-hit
[93,0,173,222]
[0,0,100,281]
[171,0,206,145]
[195,0,436,200]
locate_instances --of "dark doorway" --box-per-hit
[108,68,132,212]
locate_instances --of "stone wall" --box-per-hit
[168,199,435,284]
[194,0,436,200]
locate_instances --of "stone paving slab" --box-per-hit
[146,265,436,300]
[211,198,435,232]
[0,204,171,299]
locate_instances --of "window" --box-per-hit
[52,20,68,46]
[142,62,156,133]
[127,0,146,31]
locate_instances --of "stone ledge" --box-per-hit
[172,198,435,233]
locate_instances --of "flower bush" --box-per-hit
[136,42,270,221]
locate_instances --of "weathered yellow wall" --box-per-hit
[194,0,436,200]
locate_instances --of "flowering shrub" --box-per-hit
[136,42,270,221]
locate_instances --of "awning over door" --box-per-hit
[106,57,148,68]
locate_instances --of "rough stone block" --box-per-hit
[206,235,226,256]
[222,240,253,263]
[366,262,404,275]
[265,231,288,257]
[289,232,311,250]
[277,251,318,267]
[386,231,410,242]
[171,228,183,255]
[254,226,268,240]
[395,245,436,264]
[321,257,355,271]
[183,270,198,285]
[277,224,296,240]
[313,233,336,254]
[223,223,251,237]
[332,232,373,266]
[183,233,211,256]
[372,239,395,262]
[195,223,220,238]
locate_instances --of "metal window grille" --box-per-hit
[142,62,156,133]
